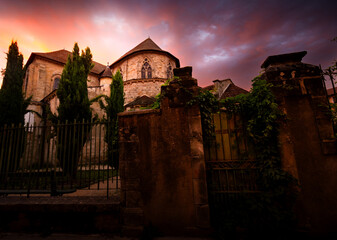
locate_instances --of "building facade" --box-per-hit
[23,38,180,124]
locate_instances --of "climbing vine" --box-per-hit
[222,76,298,232]
[188,76,298,233]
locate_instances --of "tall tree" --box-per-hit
[56,43,93,122]
[0,41,30,173]
[0,41,30,127]
[54,43,93,176]
[99,70,124,169]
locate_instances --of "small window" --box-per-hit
[24,112,34,129]
[141,60,152,79]
[52,77,60,90]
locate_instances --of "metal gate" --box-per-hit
[204,111,259,231]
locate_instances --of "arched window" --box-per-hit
[141,59,152,79]
[147,65,152,78]
[167,63,173,79]
[52,77,60,90]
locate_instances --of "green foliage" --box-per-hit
[187,89,219,142]
[188,77,297,233]
[221,76,298,232]
[151,93,162,109]
[98,70,124,169]
[53,43,93,176]
[0,41,31,173]
[0,41,31,127]
[150,77,177,109]
[56,43,93,122]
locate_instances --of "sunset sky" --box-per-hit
[0,0,336,90]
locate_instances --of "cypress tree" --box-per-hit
[55,43,93,176]
[56,43,92,122]
[99,70,124,169]
[0,41,30,173]
[0,41,29,127]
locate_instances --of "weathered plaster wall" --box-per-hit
[262,56,337,233]
[119,67,210,235]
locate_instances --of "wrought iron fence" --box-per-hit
[0,120,119,198]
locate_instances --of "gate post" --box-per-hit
[118,67,210,236]
[261,51,337,232]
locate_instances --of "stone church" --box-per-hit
[23,37,247,124]
[23,38,180,124]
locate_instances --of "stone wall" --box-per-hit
[261,52,337,233]
[25,58,63,102]
[112,52,177,80]
[118,67,210,235]
[123,78,165,104]
[25,57,104,121]
[112,52,177,105]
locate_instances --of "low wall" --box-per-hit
[0,198,121,233]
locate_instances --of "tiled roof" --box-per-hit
[122,38,162,56]
[25,49,106,75]
[100,66,112,78]
[111,38,180,68]
[125,95,156,108]
[220,84,249,99]
[203,85,215,91]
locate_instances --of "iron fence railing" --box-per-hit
[0,121,119,198]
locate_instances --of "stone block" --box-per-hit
[192,178,208,205]
[174,66,192,78]
[195,204,210,228]
[190,138,204,158]
[125,178,141,191]
[124,160,141,178]
[191,157,206,179]
[123,208,144,226]
[126,190,143,208]
[322,139,337,155]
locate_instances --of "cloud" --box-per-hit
[0,0,337,89]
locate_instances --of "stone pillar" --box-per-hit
[119,67,210,236]
[261,51,337,232]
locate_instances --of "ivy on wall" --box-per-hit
[189,76,298,233]
[222,76,298,232]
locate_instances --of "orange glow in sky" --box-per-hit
[0,0,337,89]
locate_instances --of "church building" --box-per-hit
[23,38,180,124]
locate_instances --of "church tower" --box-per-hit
[110,38,180,106]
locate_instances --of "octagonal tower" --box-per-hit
[110,38,180,105]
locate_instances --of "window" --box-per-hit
[24,112,34,128]
[141,59,152,79]
[52,77,60,90]
[167,63,173,79]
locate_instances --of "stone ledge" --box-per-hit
[119,109,161,116]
